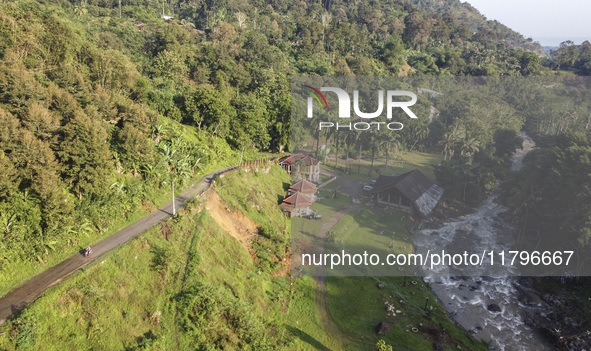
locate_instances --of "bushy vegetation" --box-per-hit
[406,0,542,52]
[546,40,591,74]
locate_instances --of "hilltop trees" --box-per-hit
[547,40,591,74]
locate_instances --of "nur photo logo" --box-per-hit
[304,84,419,131]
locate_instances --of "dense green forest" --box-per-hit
[500,132,591,265]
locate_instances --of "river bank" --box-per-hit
[411,133,555,350]
[414,132,591,350]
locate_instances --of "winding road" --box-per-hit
[0,165,239,326]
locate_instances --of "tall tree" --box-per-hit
[57,114,113,199]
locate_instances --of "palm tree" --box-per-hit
[380,133,400,175]
[460,136,480,159]
[180,19,195,29]
[158,139,201,215]
[439,132,454,161]
[439,125,463,161]
[409,123,429,151]
[343,130,358,174]
[142,164,162,182]
[365,132,378,176]
[323,127,335,163]
[74,4,88,16]
[456,157,478,203]
[333,129,342,169]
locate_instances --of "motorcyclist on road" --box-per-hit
[85,246,92,257]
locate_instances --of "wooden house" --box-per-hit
[368,170,444,217]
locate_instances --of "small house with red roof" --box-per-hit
[288,179,318,200]
[278,153,304,173]
[279,153,321,182]
[280,192,314,217]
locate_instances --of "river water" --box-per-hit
[413,133,550,351]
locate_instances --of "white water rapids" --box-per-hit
[413,133,550,351]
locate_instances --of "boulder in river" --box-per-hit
[487,303,502,313]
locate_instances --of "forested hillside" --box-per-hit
[1,0,591,349]
[0,0,552,288]
[406,0,542,52]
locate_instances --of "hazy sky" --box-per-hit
[463,0,591,46]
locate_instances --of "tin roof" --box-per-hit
[370,170,444,217]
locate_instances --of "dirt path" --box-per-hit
[0,165,238,326]
[313,204,361,349]
[320,169,364,201]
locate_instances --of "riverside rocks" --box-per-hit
[487,304,501,313]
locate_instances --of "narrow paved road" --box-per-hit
[0,165,238,326]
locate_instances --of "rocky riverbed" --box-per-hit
[414,132,591,350]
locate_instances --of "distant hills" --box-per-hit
[406,0,543,53]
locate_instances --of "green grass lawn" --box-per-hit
[295,188,353,236]
[323,151,444,183]
[286,276,344,350]
[326,276,489,351]
[326,208,411,276]
[333,208,409,252]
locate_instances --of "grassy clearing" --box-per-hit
[326,276,489,351]
[285,276,344,350]
[332,209,410,253]
[293,187,354,238]
[323,151,444,183]
[0,165,296,350]
[322,208,412,276]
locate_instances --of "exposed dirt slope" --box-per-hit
[206,190,259,254]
